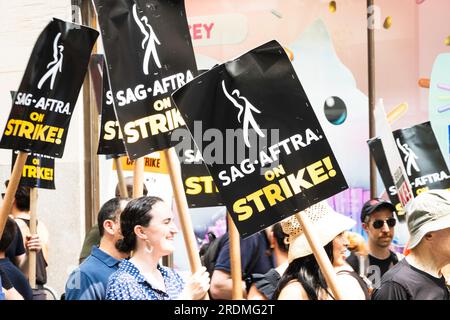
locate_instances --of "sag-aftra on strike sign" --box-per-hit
[0,19,98,157]
[93,0,197,159]
[173,41,348,238]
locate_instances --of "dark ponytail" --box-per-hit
[116,196,163,253]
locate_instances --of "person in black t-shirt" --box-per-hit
[5,220,26,265]
[210,230,274,299]
[346,198,402,288]
[0,217,33,300]
[372,189,450,300]
[3,181,43,279]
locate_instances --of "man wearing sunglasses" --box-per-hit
[347,198,402,288]
[372,189,450,300]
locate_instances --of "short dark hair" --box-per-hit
[0,218,17,252]
[115,196,163,253]
[272,222,289,253]
[5,180,30,211]
[97,198,130,237]
[114,177,148,198]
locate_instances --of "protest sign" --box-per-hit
[12,151,55,190]
[97,58,127,157]
[93,0,197,159]
[369,121,450,215]
[373,100,414,211]
[177,144,223,208]
[172,40,348,237]
[0,18,98,157]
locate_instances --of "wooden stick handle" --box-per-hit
[164,148,201,271]
[28,187,38,288]
[114,157,128,198]
[295,211,343,300]
[132,157,144,198]
[228,213,243,300]
[367,0,377,199]
[164,147,209,300]
[0,152,28,238]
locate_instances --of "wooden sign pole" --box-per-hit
[0,151,28,238]
[132,157,144,198]
[228,213,243,300]
[114,157,128,198]
[28,187,38,288]
[367,0,377,198]
[164,147,209,299]
[295,211,344,300]
[164,148,201,271]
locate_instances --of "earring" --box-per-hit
[144,239,153,254]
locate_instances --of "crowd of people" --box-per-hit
[1,184,449,300]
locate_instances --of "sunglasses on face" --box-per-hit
[372,217,396,229]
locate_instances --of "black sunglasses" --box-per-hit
[372,217,396,229]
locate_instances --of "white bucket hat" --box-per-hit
[407,189,450,249]
[281,201,356,263]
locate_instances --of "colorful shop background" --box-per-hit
[166,0,450,270]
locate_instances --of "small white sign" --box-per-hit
[375,99,414,209]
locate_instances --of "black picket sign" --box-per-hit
[97,55,127,157]
[93,0,197,160]
[172,40,348,237]
[368,121,450,215]
[175,143,224,208]
[12,151,55,190]
[0,18,98,158]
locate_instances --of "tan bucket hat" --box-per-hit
[407,189,450,249]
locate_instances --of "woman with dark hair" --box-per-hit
[106,196,209,300]
[273,202,369,300]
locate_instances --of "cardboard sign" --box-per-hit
[172,40,348,237]
[12,151,55,190]
[374,100,414,210]
[112,153,169,174]
[97,56,127,157]
[368,121,450,216]
[93,0,197,159]
[0,18,98,158]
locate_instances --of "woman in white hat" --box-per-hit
[273,202,369,300]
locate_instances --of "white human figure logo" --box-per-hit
[396,138,420,176]
[222,80,265,148]
[132,4,162,75]
[37,32,64,90]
